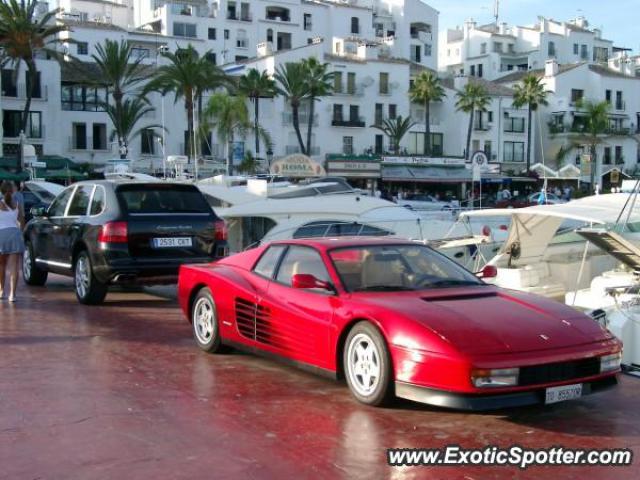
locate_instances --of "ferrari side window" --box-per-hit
[253,245,286,279]
[276,246,331,287]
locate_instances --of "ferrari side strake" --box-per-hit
[178,237,621,410]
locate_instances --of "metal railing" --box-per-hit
[1,83,48,100]
[332,117,366,127]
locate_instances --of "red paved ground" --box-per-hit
[0,275,638,479]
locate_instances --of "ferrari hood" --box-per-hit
[362,288,610,355]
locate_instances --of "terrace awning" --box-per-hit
[382,165,472,183]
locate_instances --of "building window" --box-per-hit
[573,43,579,55]
[484,140,493,159]
[606,89,612,104]
[342,136,353,154]
[61,84,108,112]
[411,45,421,63]
[235,55,248,61]
[603,147,612,165]
[375,134,383,154]
[493,42,503,53]
[480,43,487,54]
[77,42,89,55]
[374,103,383,125]
[92,123,107,150]
[470,65,476,76]
[615,146,623,163]
[504,117,525,133]
[73,123,87,150]
[487,111,494,123]
[548,41,556,57]
[351,17,359,35]
[424,43,432,57]
[2,110,41,138]
[304,13,312,31]
[25,70,42,98]
[571,89,584,104]
[265,6,290,22]
[205,52,216,64]
[267,29,273,43]
[224,29,230,40]
[478,64,483,78]
[333,72,343,93]
[208,28,216,40]
[333,104,343,122]
[236,29,248,48]
[388,104,397,119]
[581,44,588,60]
[349,105,359,122]
[616,91,624,110]
[504,141,524,162]
[1,69,17,96]
[174,22,197,38]
[379,72,389,94]
[131,47,150,60]
[141,129,156,155]
[347,72,356,94]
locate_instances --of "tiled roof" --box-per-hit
[441,77,515,96]
[588,64,640,80]
[494,63,584,83]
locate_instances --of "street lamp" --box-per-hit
[266,147,273,169]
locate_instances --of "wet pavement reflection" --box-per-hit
[1,276,638,479]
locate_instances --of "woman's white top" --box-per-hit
[0,200,19,230]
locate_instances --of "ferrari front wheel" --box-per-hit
[344,322,393,406]
[192,288,223,353]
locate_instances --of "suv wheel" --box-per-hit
[74,251,107,305]
[23,242,48,286]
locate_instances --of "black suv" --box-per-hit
[23,180,228,304]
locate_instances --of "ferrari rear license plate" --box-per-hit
[545,384,582,404]
[152,237,192,248]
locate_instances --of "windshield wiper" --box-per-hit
[429,280,484,288]
[353,285,416,292]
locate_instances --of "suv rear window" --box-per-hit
[117,184,211,215]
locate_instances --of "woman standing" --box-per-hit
[0,181,25,302]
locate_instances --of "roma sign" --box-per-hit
[270,154,326,178]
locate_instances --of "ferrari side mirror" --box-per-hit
[291,273,333,292]
[476,265,498,279]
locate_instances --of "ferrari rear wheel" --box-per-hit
[344,322,393,406]
[192,288,223,353]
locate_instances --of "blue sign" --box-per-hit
[232,142,244,165]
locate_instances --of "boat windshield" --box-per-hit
[330,244,483,292]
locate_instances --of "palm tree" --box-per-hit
[144,45,230,163]
[103,97,164,158]
[274,62,309,154]
[455,82,491,161]
[0,0,69,138]
[372,116,416,153]
[577,100,610,189]
[92,39,148,157]
[301,57,334,155]
[512,74,549,171]
[238,68,277,157]
[409,71,445,156]
[201,92,271,175]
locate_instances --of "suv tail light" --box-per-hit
[214,220,228,241]
[99,222,128,244]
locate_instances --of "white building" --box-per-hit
[439,16,615,81]
[496,60,640,186]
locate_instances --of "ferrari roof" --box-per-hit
[268,236,416,250]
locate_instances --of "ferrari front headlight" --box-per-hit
[600,352,622,373]
[471,368,519,388]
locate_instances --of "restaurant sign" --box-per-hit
[270,154,326,178]
[327,160,381,177]
[382,156,466,166]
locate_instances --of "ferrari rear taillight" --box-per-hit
[99,221,128,244]
[214,220,227,241]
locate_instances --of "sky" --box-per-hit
[428,0,639,52]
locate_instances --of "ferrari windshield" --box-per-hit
[330,244,483,292]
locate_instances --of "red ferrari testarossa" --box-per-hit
[178,238,620,409]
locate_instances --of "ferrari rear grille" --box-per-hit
[234,297,273,345]
[518,357,601,386]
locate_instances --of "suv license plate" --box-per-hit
[545,384,582,404]
[152,237,193,248]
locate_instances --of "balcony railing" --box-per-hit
[1,83,48,100]
[607,127,630,135]
[282,112,318,126]
[286,145,320,155]
[474,123,492,131]
[332,117,366,128]
[227,11,252,22]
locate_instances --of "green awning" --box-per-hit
[34,168,87,180]
[0,168,29,181]
[0,157,20,169]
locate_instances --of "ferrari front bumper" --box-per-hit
[394,375,618,411]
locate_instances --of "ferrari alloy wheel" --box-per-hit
[344,322,393,406]
[192,288,224,353]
